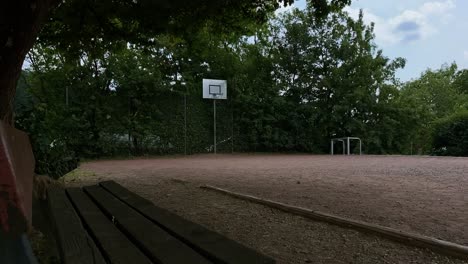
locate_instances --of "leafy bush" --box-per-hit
[33,137,79,179]
[14,90,79,179]
[432,111,468,156]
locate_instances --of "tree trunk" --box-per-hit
[0,0,57,124]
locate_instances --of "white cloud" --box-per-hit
[464,51,468,60]
[420,0,455,16]
[345,0,456,46]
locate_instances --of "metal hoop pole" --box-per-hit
[213,100,217,154]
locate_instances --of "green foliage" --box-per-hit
[267,8,408,153]
[399,63,468,154]
[453,69,468,94]
[38,0,302,55]
[402,63,461,119]
[34,138,79,179]
[14,74,79,179]
[432,111,468,156]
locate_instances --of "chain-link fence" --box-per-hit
[117,88,235,155]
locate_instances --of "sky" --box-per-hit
[277,0,468,82]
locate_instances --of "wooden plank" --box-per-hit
[67,188,152,264]
[99,181,275,264]
[84,185,211,264]
[47,188,105,264]
[202,185,468,260]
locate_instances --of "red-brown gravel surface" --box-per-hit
[69,154,468,263]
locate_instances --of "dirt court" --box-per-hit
[69,154,468,263]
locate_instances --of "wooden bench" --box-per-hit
[47,181,275,264]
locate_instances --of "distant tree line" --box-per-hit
[14,4,468,177]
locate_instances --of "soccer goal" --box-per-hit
[331,137,362,155]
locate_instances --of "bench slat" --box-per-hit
[47,188,106,264]
[84,185,212,264]
[67,188,152,264]
[99,181,275,264]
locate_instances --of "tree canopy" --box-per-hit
[1,0,351,123]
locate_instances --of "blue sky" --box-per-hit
[277,0,468,82]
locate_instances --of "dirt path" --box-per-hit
[69,154,468,263]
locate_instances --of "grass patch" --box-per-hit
[29,228,60,264]
[61,168,97,184]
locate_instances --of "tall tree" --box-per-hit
[399,63,468,153]
[273,8,406,152]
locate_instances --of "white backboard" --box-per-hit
[203,79,227,99]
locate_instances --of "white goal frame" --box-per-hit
[331,137,362,155]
